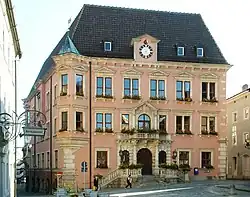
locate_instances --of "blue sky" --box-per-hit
[13,0,250,113]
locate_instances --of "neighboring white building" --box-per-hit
[0,0,21,197]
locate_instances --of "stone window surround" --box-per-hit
[243,107,249,120]
[174,113,192,132]
[94,112,114,130]
[200,80,218,101]
[94,71,114,96]
[232,125,237,145]
[53,84,57,100]
[199,113,217,133]
[54,149,59,168]
[59,108,69,130]
[95,148,110,168]
[148,77,167,98]
[41,152,45,168]
[73,110,86,131]
[243,132,249,144]
[53,117,57,135]
[74,73,86,95]
[176,148,192,166]
[199,149,214,168]
[175,80,192,99]
[174,74,193,100]
[95,76,114,96]
[232,111,238,123]
[59,73,68,94]
[46,91,50,110]
[46,151,50,168]
[122,76,141,98]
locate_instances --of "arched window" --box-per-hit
[138,114,151,130]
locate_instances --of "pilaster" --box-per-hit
[218,138,227,179]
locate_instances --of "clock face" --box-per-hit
[139,44,153,59]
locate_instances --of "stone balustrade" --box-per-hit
[118,133,160,140]
[99,168,142,187]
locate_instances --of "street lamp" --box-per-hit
[0,109,47,197]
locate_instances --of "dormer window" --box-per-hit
[177,47,184,56]
[104,42,112,52]
[197,47,204,57]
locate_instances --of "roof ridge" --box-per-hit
[83,4,201,16]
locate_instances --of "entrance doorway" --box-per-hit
[137,148,152,175]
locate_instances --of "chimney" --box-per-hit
[242,84,249,91]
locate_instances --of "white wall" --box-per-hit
[0,0,17,197]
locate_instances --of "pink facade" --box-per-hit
[25,44,230,191]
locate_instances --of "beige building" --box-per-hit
[227,84,250,179]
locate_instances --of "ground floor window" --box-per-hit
[201,151,211,168]
[96,151,108,168]
[179,151,189,165]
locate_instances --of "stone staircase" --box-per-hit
[99,168,142,188]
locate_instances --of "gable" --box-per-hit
[55,64,71,72]
[149,70,169,77]
[134,101,157,113]
[174,71,194,79]
[200,72,218,79]
[121,68,143,76]
[131,34,160,45]
[94,66,116,74]
[73,65,89,72]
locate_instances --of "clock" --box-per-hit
[139,44,153,59]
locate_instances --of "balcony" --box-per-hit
[118,132,159,140]
[118,128,168,140]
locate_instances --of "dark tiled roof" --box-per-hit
[27,4,228,98]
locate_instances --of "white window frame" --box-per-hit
[46,91,50,110]
[177,47,185,56]
[59,108,69,130]
[75,73,85,95]
[95,76,114,96]
[175,114,192,131]
[243,132,249,144]
[41,152,45,168]
[95,112,114,130]
[104,41,112,52]
[200,149,214,168]
[232,126,237,145]
[232,111,238,123]
[120,113,131,130]
[149,79,167,98]
[95,148,110,168]
[158,113,168,131]
[74,110,85,130]
[200,114,217,133]
[200,81,218,100]
[175,80,192,99]
[197,47,204,57]
[46,151,50,168]
[123,77,141,97]
[177,149,191,166]
[243,107,249,120]
[60,73,68,94]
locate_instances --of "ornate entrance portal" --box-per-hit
[137,148,152,175]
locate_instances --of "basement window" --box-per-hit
[104,42,112,52]
[197,47,204,57]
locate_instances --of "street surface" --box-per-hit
[17,180,250,197]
